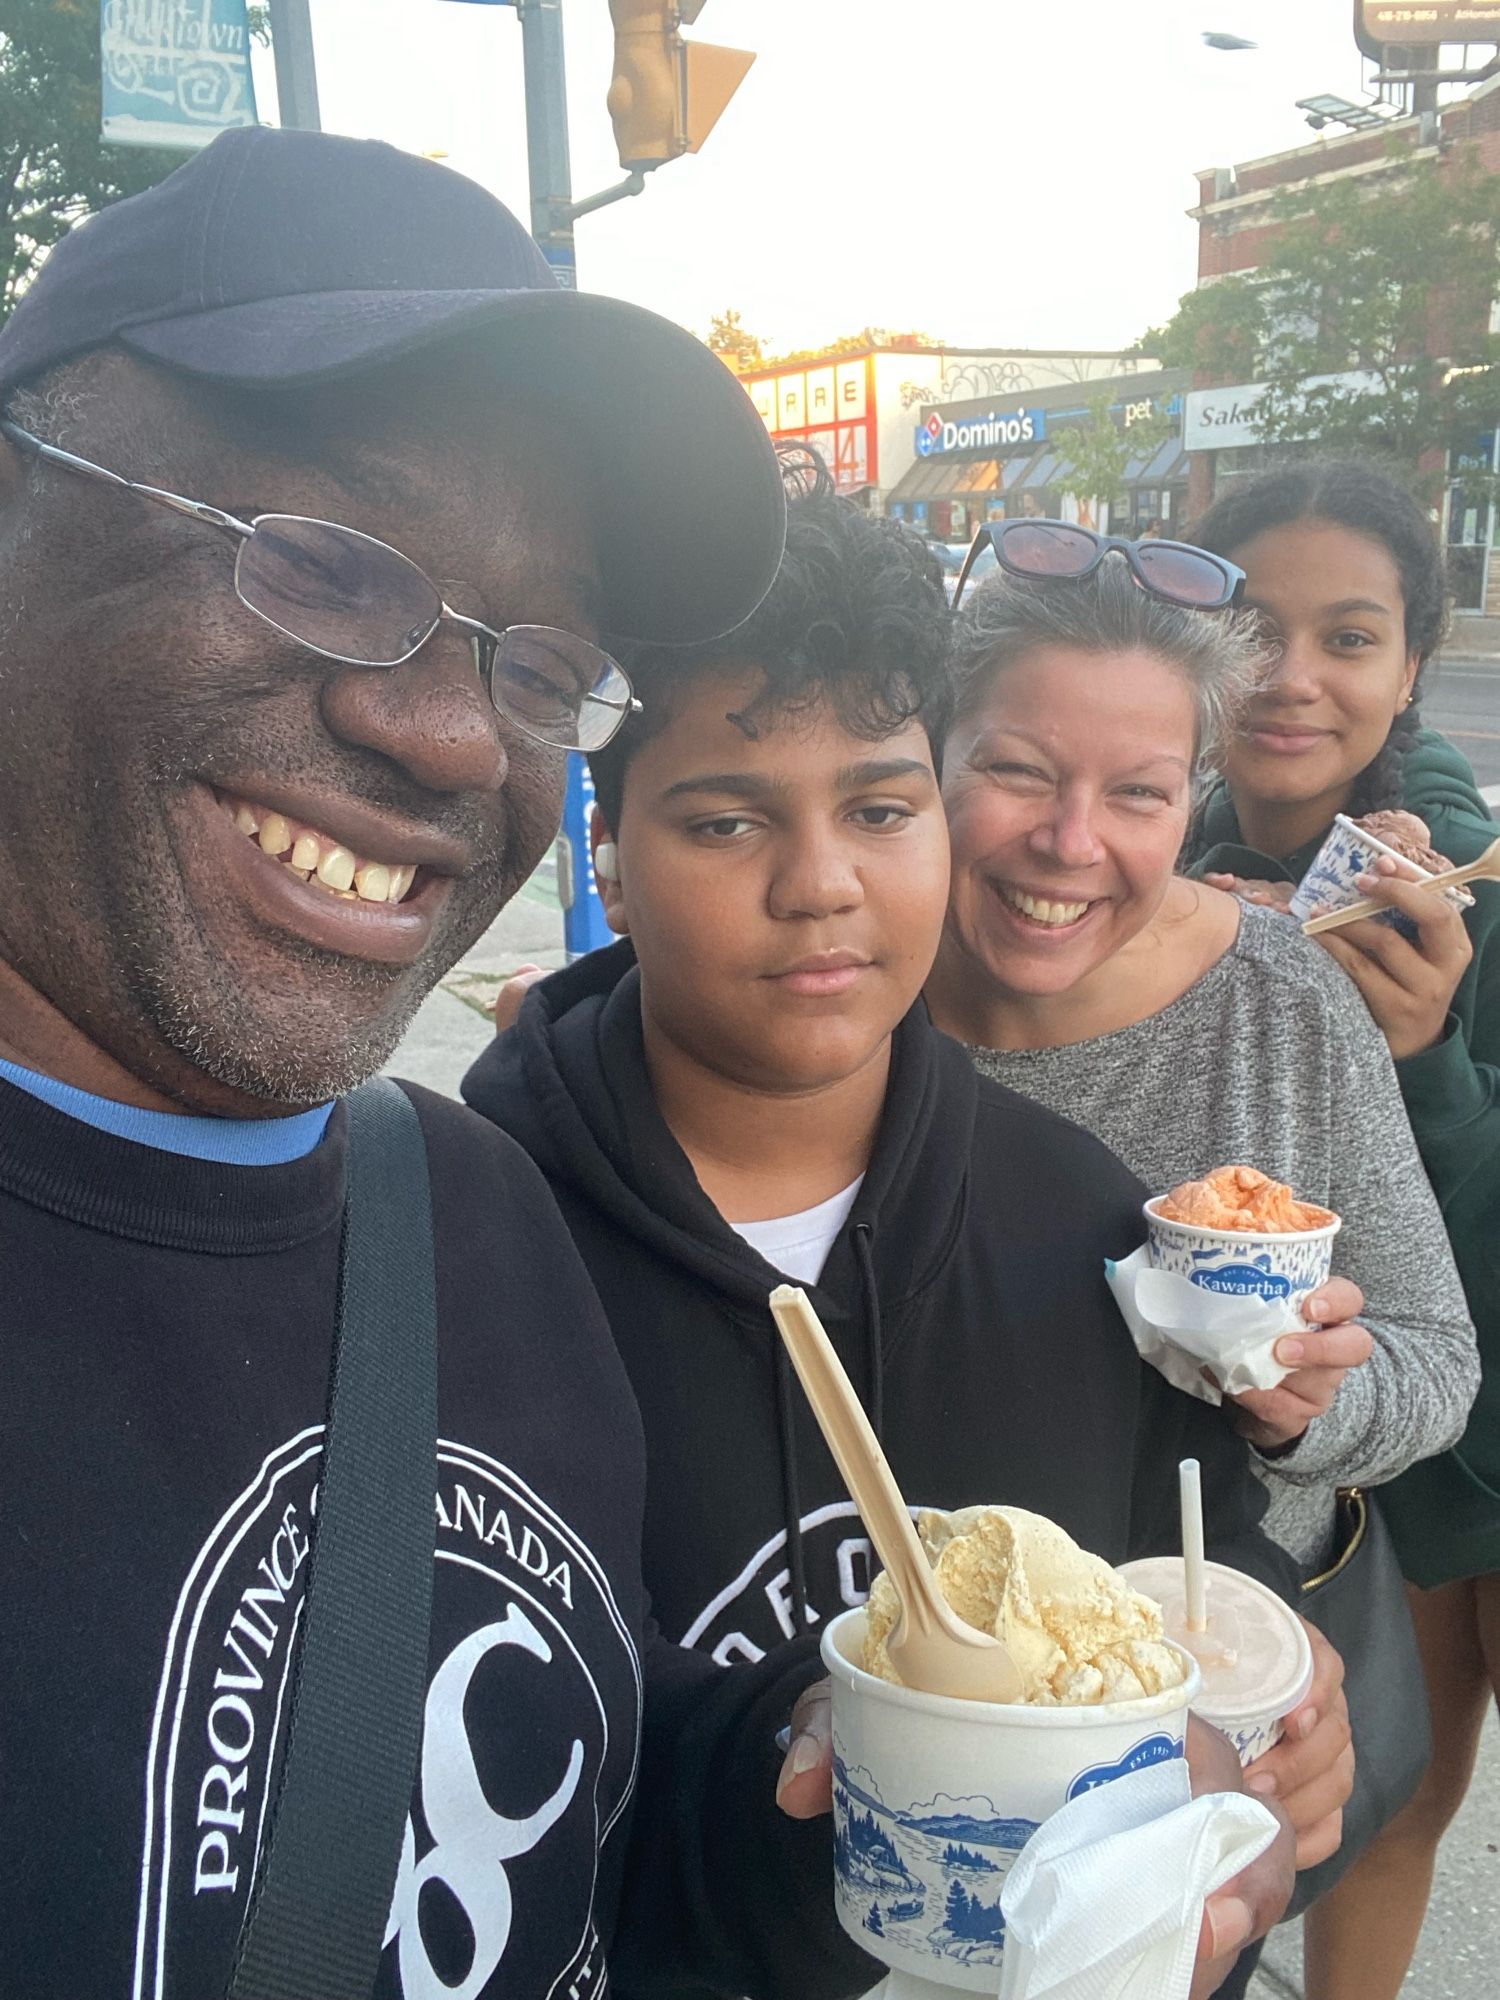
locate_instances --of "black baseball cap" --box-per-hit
[0,126,784,646]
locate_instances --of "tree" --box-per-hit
[709,323,950,375]
[1143,143,1500,484]
[1050,389,1174,526]
[706,307,765,373]
[769,326,944,367]
[1,2,271,315]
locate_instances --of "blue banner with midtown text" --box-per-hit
[101,0,259,151]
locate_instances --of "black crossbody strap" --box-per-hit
[228,1077,438,2000]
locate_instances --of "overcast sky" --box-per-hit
[251,1,1379,355]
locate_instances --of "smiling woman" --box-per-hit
[925,555,1475,1571]
[922,550,1480,1990]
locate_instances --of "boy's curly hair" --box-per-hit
[587,444,953,828]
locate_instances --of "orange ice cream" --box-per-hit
[1156,1164,1335,1235]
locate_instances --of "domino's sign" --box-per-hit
[916,407,1047,457]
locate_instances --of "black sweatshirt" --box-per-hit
[463,942,1296,1672]
[0,1074,858,2000]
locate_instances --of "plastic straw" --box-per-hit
[1180,1458,1208,1632]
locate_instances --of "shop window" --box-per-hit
[1446,431,1497,614]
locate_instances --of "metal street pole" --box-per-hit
[269,0,322,130]
[445,0,645,955]
[517,0,575,285]
[510,0,638,955]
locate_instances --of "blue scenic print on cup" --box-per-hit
[832,1750,1032,1970]
[1290,813,1468,942]
[831,1730,1184,1976]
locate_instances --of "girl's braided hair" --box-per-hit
[1192,461,1447,813]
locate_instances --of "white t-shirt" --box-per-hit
[727,1177,865,1285]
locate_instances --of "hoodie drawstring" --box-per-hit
[854,1222,885,1445]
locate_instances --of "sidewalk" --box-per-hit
[1445,617,1500,662]
[384,856,569,1099]
[1251,1712,1498,1999]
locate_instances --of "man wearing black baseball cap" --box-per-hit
[0,129,866,1999]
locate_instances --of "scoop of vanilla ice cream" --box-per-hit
[864,1505,1185,1705]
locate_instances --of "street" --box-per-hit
[1427,653,1500,794]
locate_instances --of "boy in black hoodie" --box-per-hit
[465,465,1348,1986]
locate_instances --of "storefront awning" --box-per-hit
[1137,439,1189,484]
[1018,450,1062,492]
[953,458,1001,495]
[888,437,1185,511]
[886,458,953,505]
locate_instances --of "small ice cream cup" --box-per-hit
[1120,1557,1314,1766]
[1143,1196,1340,1307]
[821,1607,1200,1990]
[1290,812,1466,941]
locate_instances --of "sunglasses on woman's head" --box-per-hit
[952,519,1245,614]
[0,420,641,754]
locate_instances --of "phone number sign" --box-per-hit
[1360,1,1500,42]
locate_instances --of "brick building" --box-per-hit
[1186,74,1500,612]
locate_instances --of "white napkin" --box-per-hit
[1106,1247,1297,1405]
[997,1761,1280,2000]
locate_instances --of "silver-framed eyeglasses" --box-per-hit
[0,420,642,753]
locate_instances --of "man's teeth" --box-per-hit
[316,846,356,893]
[1002,886,1092,927]
[224,795,418,904]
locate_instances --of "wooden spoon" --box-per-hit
[1301,835,1500,936]
[769,1284,1023,1704]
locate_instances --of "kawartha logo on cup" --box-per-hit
[1144,1213,1337,1300]
[131,1431,640,2000]
[1066,1730,1184,1800]
[1188,1250,1293,1301]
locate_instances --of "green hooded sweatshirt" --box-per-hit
[1189,728,1500,1586]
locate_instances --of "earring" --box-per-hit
[594,842,620,883]
[1403,693,1414,709]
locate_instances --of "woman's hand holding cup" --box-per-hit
[1226,1277,1373,1449]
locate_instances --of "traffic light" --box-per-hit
[607,2,755,173]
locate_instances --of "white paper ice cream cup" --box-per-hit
[821,1607,1200,1990]
[1120,1557,1314,1767]
[1290,812,1470,941]
[1144,1197,1340,1307]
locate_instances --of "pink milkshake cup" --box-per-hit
[1120,1556,1314,1765]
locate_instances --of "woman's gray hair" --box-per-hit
[950,559,1267,770]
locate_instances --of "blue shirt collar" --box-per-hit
[0,1058,334,1165]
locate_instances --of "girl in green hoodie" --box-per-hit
[1188,461,1499,2000]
